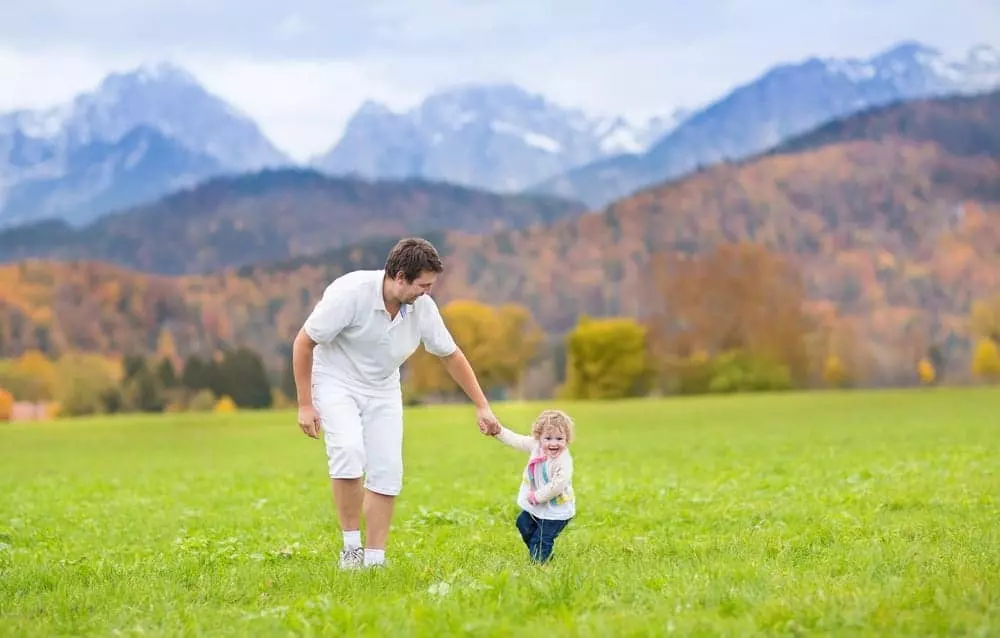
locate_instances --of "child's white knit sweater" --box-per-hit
[495,426,576,520]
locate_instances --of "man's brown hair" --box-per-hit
[384,237,444,282]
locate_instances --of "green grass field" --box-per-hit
[1,388,998,636]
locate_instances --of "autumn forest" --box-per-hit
[2,90,1000,419]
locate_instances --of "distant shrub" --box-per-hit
[706,350,792,394]
[213,395,237,413]
[669,351,714,395]
[188,390,217,412]
[163,387,191,413]
[559,316,652,400]
[917,358,936,385]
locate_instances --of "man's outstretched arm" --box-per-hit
[440,348,500,433]
[419,295,500,434]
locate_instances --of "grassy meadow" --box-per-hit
[1,387,998,636]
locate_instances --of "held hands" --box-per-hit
[476,404,501,436]
[298,405,321,439]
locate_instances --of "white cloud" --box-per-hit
[275,13,316,42]
[0,48,114,112]
[181,55,421,161]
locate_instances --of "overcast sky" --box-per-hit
[1,0,997,161]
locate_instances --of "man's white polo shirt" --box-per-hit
[303,269,457,395]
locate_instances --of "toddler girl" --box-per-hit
[487,409,576,564]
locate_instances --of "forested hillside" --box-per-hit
[433,93,1000,379]
[0,169,586,274]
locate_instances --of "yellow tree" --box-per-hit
[12,350,58,402]
[917,357,936,385]
[971,295,1000,342]
[494,304,544,395]
[443,300,505,390]
[404,300,542,400]
[404,300,498,398]
[823,354,848,388]
[403,348,452,397]
[971,338,1000,381]
[560,316,651,400]
[54,353,121,416]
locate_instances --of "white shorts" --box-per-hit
[312,381,404,496]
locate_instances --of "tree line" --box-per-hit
[2,241,999,421]
[0,346,274,420]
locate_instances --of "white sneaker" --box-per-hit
[339,546,364,570]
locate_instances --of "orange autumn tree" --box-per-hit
[0,387,13,421]
[648,242,812,392]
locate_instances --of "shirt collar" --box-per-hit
[375,269,412,316]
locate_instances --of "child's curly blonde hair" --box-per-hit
[531,409,575,444]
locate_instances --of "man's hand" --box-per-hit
[298,405,321,439]
[476,404,500,436]
[481,420,501,436]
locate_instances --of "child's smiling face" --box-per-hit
[538,427,568,457]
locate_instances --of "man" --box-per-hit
[292,237,500,570]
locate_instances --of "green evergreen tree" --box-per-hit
[156,358,178,388]
[120,358,166,412]
[181,355,211,390]
[213,347,273,409]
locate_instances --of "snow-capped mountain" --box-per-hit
[0,62,291,228]
[4,40,995,229]
[529,41,1000,208]
[1,126,224,229]
[312,83,688,192]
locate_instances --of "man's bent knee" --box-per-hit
[327,443,365,480]
[364,462,403,496]
[364,483,401,497]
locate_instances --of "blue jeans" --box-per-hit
[516,510,570,563]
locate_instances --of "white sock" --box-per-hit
[343,530,361,550]
[364,548,385,566]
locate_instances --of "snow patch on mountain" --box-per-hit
[312,84,687,192]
